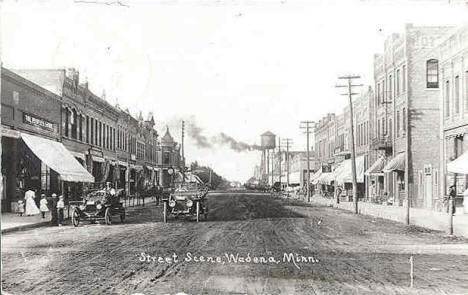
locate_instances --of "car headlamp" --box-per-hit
[186,199,193,207]
[169,200,176,207]
[96,204,103,210]
[79,205,86,210]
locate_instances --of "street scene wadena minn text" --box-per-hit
[139,252,320,269]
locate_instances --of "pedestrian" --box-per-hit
[17,199,25,216]
[156,184,162,206]
[50,193,58,225]
[24,188,40,216]
[57,195,65,226]
[39,194,49,218]
[448,184,457,215]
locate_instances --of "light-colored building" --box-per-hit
[438,24,468,213]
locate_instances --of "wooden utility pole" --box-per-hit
[336,75,363,214]
[278,136,282,189]
[300,121,315,202]
[281,138,293,187]
[181,120,185,182]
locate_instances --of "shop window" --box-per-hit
[427,59,439,88]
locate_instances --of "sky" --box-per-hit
[1,0,467,182]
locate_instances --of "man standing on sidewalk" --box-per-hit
[57,195,65,226]
[50,193,58,225]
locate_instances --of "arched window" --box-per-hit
[427,59,439,88]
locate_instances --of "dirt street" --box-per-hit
[2,192,468,295]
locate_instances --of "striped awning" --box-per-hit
[311,169,323,184]
[383,152,405,172]
[335,156,365,184]
[365,157,385,176]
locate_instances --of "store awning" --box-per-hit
[317,172,335,185]
[335,156,366,184]
[288,171,301,184]
[383,152,405,172]
[21,133,94,182]
[447,151,468,174]
[311,169,323,184]
[91,155,105,163]
[365,157,385,176]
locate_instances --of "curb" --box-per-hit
[1,220,51,234]
[2,199,159,234]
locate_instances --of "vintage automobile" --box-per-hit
[162,182,208,223]
[72,188,126,227]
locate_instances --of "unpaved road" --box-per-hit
[2,192,468,295]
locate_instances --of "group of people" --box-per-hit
[17,189,66,226]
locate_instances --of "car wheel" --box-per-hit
[72,209,80,227]
[196,201,200,223]
[163,201,167,223]
[105,208,112,225]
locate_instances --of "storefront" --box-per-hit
[382,152,406,206]
[365,157,385,203]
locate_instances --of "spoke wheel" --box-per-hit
[163,201,167,223]
[196,201,200,223]
[72,209,80,227]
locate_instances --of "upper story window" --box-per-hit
[455,75,460,114]
[388,75,393,101]
[426,59,439,88]
[445,80,451,118]
[402,65,407,93]
[396,69,400,96]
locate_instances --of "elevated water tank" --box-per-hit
[261,131,276,149]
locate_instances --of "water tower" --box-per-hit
[260,131,276,184]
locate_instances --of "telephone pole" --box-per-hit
[300,121,315,202]
[281,138,293,187]
[181,120,185,181]
[278,136,282,189]
[336,75,363,214]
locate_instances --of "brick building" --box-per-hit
[369,24,452,209]
[3,67,183,209]
[437,24,468,213]
[1,68,93,212]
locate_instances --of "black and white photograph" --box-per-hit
[1,0,468,294]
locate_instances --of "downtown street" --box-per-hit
[2,192,468,295]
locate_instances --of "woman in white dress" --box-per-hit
[24,189,40,216]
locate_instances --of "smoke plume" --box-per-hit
[159,115,260,152]
[212,133,262,152]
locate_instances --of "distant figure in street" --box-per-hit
[335,186,342,204]
[24,189,40,216]
[39,194,49,218]
[50,193,58,225]
[448,184,456,215]
[57,195,65,226]
[17,199,24,216]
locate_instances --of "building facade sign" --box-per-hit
[23,112,55,132]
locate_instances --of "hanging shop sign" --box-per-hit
[23,112,56,132]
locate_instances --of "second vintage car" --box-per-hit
[162,181,208,223]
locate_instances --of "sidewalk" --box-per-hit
[1,197,158,234]
[309,195,468,239]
